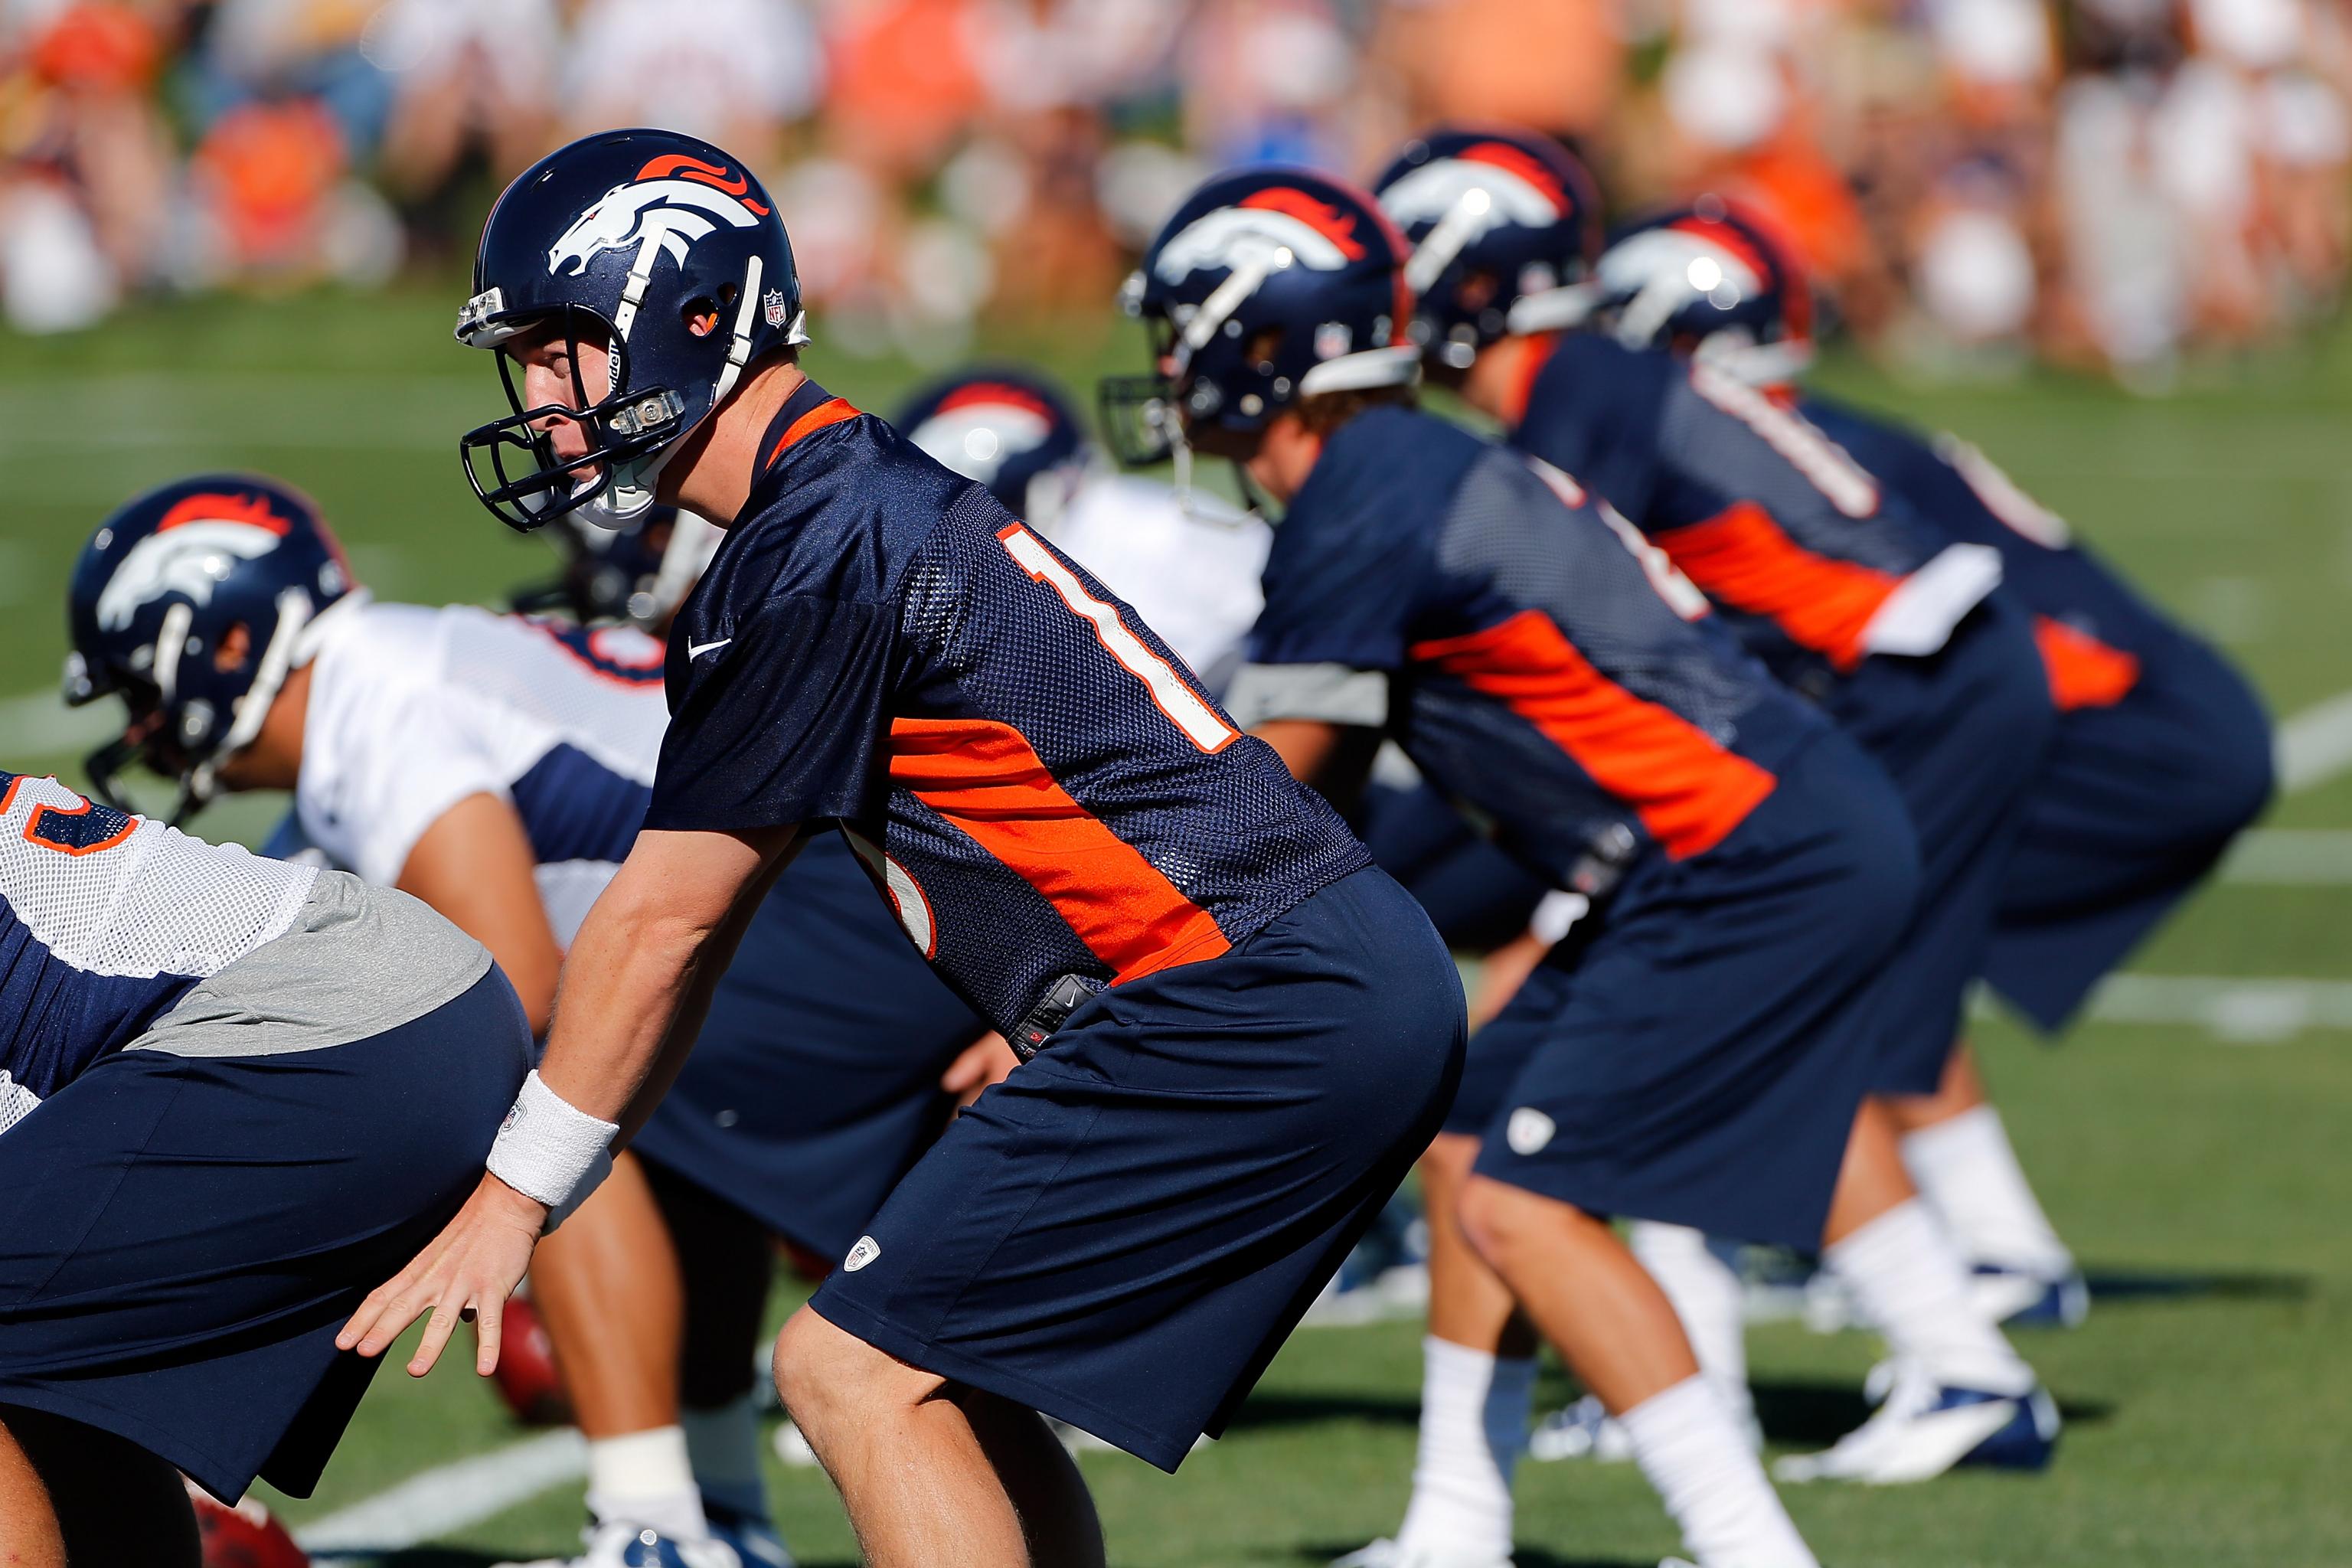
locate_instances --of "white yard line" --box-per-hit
[295,1427,585,1559]
[2274,688,2352,793]
[2073,972,2352,1044]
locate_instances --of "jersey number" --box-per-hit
[1690,364,1880,520]
[0,774,138,857]
[1525,457,1712,622]
[998,525,1238,753]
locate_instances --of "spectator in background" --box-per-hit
[563,0,819,160]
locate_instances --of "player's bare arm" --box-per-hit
[336,821,794,1377]
[397,792,565,1034]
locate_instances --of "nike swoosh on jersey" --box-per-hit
[688,638,732,658]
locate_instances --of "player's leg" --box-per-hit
[1357,1132,1541,1568]
[0,1405,199,1568]
[773,1307,1099,1568]
[650,1161,790,1560]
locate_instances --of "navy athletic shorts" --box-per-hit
[0,969,528,1502]
[806,867,1465,1471]
[1825,597,2056,1093]
[1452,730,1919,1249]
[632,835,985,1260]
[1987,630,2272,1031]
[1355,779,1550,951]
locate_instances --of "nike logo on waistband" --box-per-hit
[688,638,732,658]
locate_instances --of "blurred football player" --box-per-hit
[1374,127,2060,1497]
[338,128,1465,1568]
[1589,201,2272,1321]
[1112,162,2055,1568]
[0,759,527,1565]
[64,475,1004,1568]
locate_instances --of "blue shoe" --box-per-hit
[499,1521,756,1568]
[704,1506,793,1568]
[1971,1262,2090,1328]
[1775,1363,2060,1484]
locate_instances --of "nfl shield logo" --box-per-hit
[763,289,789,328]
[1314,322,1352,360]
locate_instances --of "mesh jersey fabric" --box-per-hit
[1236,406,1824,890]
[0,770,315,1096]
[295,601,666,938]
[649,396,1368,1035]
[1512,334,1998,685]
[1041,472,1270,697]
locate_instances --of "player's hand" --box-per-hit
[940,1031,1020,1106]
[335,1172,547,1378]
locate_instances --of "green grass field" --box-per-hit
[3,290,2350,1566]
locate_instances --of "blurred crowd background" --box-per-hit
[4,0,2350,387]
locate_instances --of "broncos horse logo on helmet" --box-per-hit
[64,475,362,822]
[1101,168,1416,469]
[1372,125,1605,370]
[1589,198,1817,386]
[895,367,1091,526]
[456,130,804,533]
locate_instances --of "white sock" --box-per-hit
[1629,1223,1755,1434]
[1826,1200,2034,1395]
[1621,1376,1816,1568]
[1395,1335,1535,1562]
[586,1426,707,1542]
[1903,1106,2074,1274]
[683,1392,772,1527]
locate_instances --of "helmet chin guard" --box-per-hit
[457,130,805,531]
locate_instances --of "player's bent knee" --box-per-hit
[773,1306,941,1438]
[1455,1173,1599,1272]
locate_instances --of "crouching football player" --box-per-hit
[338,129,1465,1568]
[0,766,527,1566]
[1107,164,2036,1568]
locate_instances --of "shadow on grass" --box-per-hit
[1225,1389,1423,1433]
[2082,1266,2312,1305]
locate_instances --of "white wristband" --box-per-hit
[488,1071,619,1220]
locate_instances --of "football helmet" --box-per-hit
[1589,198,1815,384]
[1371,125,1606,368]
[456,128,805,532]
[1102,166,1416,468]
[514,505,723,631]
[894,366,1092,528]
[64,474,362,821]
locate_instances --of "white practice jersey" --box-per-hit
[291,602,668,946]
[1042,473,1272,697]
[0,768,317,1102]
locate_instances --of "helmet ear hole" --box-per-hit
[1245,325,1285,371]
[682,297,723,338]
[214,622,253,673]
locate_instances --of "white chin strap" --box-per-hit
[1507,281,1601,336]
[592,254,805,527]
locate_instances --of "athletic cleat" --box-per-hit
[1527,1395,1634,1462]
[1971,1262,2090,1328]
[703,1502,793,1568]
[498,1520,754,1568]
[1773,1364,2060,1485]
[1328,1537,1513,1568]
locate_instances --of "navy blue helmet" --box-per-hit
[1372,125,1606,368]
[1590,198,1816,384]
[64,474,361,820]
[514,505,722,630]
[894,367,1090,518]
[456,128,804,531]
[1102,166,1416,466]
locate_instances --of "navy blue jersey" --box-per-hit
[1802,397,2173,709]
[1229,406,1825,894]
[651,381,1369,1034]
[1510,335,2004,690]
[0,771,317,1098]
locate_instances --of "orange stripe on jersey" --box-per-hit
[2033,615,2140,712]
[887,716,1232,982]
[764,397,859,469]
[1654,500,1899,672]
[1408,609,1776,861]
